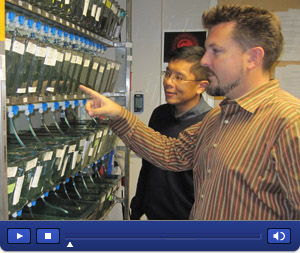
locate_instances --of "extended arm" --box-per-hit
[80,85,199,172]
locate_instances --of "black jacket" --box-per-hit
[130,97,211,220]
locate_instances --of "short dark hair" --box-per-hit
[202,4,283,71]
[169,46,208,81]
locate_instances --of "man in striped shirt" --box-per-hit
[80,4,300,220]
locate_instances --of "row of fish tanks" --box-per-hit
[4,5,124,220]
[7,102,122,220]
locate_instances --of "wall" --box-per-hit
[131,0,211,124]
[131,0,162,124]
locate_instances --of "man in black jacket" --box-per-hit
[130,46,212,220]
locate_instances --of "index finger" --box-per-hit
[79,85,104,99]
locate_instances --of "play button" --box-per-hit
[17,233,23,239]
[7,229,31,244]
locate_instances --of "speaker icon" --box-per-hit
[268,229,290,244]
[273,232,285,241]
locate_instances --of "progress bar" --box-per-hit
[66,233,261,239]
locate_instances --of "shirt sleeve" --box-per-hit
[109,107,200,172]
[276,118,300,216]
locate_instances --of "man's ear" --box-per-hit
[197,80,209,94]
[247,47,264,70]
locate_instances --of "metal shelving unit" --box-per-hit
[0,0,132,221]
[6,0,115,46]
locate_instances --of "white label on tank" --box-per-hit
[56,145,67,158]
[13,175,24,205]
[31,165,43,188]
[57,52,64,62]
[81,140,91,164]
[28,87,37,93]
[80,138,86,147]
[103,128,108,136]
[26,158,38,172]
[44,151,53,161]
[7,167,18,178]
[28,177,33,191]
[112,4,118,14]
[35,46,47,57]
[16,88,26,94]
[83,0,90,16]
[61,154,70,177]
[92,62,99,70]
[71,55,77,64]
[65,52,71,62]
[95,7,102,21]
[68,144,76,153]
[12,40,25,55]
[71,151,79,170]
[26,42,37,55]
[76,56,83,65]
[44,47,57,66]
[99,66,105,73]
[89,134,95,142]
[96,130,103,139]
[97,141,103,154]
[46,87,55,92]
[5,38,11,51]
[77,152,82,163]
[84,59,90,67]
[91,4,97,17]
[56,145,68,171]
[88,147,94,156]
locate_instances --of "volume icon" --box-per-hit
[273,232,285,241]
[268,229,290,244]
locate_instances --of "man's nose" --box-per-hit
[164,75,175,84]
[200,52,209,67]
[164,77,175,87]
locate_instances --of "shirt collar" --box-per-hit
[220,79,280,114]
[175,96,212,120]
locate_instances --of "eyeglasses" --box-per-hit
[162,71,204,84]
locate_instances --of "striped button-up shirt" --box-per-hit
[110,80,300,220]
